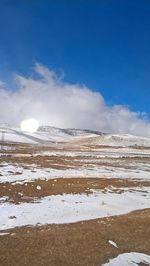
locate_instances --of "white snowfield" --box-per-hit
[102,252,150,266]
[0,187,150,230]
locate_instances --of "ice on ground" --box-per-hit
[102,252,150,265]
[0,187,150,230]
[108,240,118,248]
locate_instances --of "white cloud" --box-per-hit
[0,63,150,137]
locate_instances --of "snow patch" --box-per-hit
[0,187,150,230]
[102,252,150,265]
[1,162,150,184]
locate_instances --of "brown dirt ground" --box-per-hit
[0,209,150,266]
[1,177,150,204]
[1,153,150,171]
[1,140,150,172]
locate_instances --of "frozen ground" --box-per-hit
[0,129,150,265]
[0,136,150,230]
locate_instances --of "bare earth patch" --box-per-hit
[1,177,150,204]
[0,209,150,266]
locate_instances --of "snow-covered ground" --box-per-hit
[0,126,150,237]
[34,148,150,158]
[1,162,150,183]
[0,187,150,230]
[102,252,150,266]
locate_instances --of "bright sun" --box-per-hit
[20,118,39,133]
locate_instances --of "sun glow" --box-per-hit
[20,118,39,133]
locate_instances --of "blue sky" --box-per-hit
[0,0,150,122]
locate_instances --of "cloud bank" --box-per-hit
[0,63,150,137]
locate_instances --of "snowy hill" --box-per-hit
[0,125,102,145]
[39,125,102,137]
[74,133,150,147]
[0,124,150,146]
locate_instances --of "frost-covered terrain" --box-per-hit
[0,126,150,266]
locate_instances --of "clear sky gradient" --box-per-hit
[0,0,150,116]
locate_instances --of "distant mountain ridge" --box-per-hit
[0,124,150,146]
[39,125,103,136]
